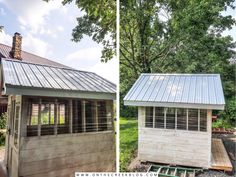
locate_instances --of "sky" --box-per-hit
[0,0,118,84]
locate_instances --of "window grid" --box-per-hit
[27,98,113,137]
[145,107,207,132]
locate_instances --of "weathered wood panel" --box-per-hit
[138,107,212,168]
[19,132,115,176]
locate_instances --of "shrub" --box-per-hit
[0,113,7,129]
[218,97,236,128]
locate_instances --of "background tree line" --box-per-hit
[120,0,236,127]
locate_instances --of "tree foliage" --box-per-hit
[120,0,236,118]
[44,0,116,62]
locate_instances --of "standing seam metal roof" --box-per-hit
[124,73,225,110]
[1,59,116,93]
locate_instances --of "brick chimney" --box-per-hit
[11,32,22,60]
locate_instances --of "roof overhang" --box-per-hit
[4,85,116,100]
[124,100,225,110]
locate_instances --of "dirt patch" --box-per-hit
[127,133,235,177]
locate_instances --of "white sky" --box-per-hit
[0,0,118,84]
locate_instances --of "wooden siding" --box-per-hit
[19,132,116,177]
[138,107,212,168]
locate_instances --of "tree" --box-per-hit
[120,0,236,117]
[44,0,116,62]
[0,26,3,32]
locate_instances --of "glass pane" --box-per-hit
[188,109,198,131]
[145,107,153,128]
[200,110,207,131]
[155,107,164,128]
[177,108,187,130]
[166,108,175,129]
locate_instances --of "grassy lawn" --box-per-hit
[120,117,138,172]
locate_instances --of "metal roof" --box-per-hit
[124,73,225,110]
[0,43,70,68]
[1,59,116,99]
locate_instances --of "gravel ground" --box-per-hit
[128,133,236,177]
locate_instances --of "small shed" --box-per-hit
[1,59,116,177]
[124,73,231,170]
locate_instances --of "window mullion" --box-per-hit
[37,98,41,136]
[69,99,73,133]
[198,109,200,131]
[82,100,86,132]
[94,101,98,132]
[153,107,155,128]
[175,109,177,130]
[164,108,167,129]
[186,109,188,130]
[54,99,58,135]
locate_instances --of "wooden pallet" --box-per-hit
[210,138,233,171]
[148,165,202,177]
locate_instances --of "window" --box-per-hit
[98,101,107,131]
[200,110,207,131]
[155,107,164,128]
[85,101,95,132]
[145,107,207,132]
[166,108,175,129]
[177,108,187,130]
[188,109,198,131]
[27,98,113,136]
[145,107,153,128]
[58,104,66,125]
[72,100,82,133]
[27,99,69,136]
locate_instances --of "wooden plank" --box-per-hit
[210,138,233,171]
[20,150,115,175]
[138,127,211,168]
[94,101,98,131]
[37,98,41,136]
[82,100,86,132]
[54,99,58,135]
[69,99,73,133]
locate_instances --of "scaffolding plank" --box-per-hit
[210,138,233,171]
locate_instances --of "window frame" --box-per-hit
[145,107,208,132]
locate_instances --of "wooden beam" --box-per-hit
[198,109,200,131]
[94,101,98,131]
[69,99,73,133]
[153,107,155,128]
[49,103,51,125]
[164,108,167,129]
[106,100,111,130]
[175,109,177,129]
[186,109,188,130]
[54,99,58,135]
[82,100,86,132]
[37,98,41,136]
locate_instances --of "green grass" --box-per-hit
[120,117,138,172]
